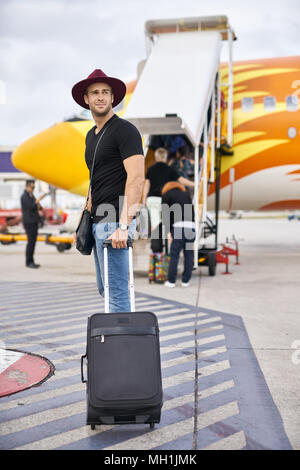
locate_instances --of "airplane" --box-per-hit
[214,55,300,213]
[7,14,300,275]
[11,55,300,215]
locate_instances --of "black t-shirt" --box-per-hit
[85,114,144,222]
[162,188,195,231]
[146,162,179,198]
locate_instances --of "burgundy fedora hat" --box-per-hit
[71,69,126,110]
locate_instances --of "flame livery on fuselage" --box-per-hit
[12,56,300,211]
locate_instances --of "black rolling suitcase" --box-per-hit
[81,239,163,430]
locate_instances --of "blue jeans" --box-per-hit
[92,220,136,313]
[168,227,195,284]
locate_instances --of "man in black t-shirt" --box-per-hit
[161,181,195,287]
[142,147,194,233]
[72,69,144,313]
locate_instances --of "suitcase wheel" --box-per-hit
[150,422,155,429]
[91,424,96,430]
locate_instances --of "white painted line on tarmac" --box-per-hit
[13,382,236,450]
[0,300,102,323]
[103,401,240,450]
[0,298,161,326]
[15,422,114,450]
[163,360,230,389]
[162,347,226,369]
[161,325,223,343]
[203,430,246,450]
[161,335,225,354]
[9,320,222,351]
[0,401,86,436]
[4,316,221,342]
[159,314,221,326]
[0,345,228,413]
[0,382,84,412]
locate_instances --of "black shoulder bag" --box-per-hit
[75,123,110,255]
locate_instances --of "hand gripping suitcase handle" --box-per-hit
[102,239,133,248]
[102,239,135,313]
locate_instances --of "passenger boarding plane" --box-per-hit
[12,55,300,212]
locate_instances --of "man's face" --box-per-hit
[26,182,35,193]
[84,82,114,117]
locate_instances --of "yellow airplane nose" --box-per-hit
[12,120,94,196]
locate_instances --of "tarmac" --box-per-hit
[0,215,299,450]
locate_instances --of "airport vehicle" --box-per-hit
[9,15,300,272]
[0,208,71,252]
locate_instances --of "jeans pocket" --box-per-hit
[106,222,119,236]
[95,222,118,240]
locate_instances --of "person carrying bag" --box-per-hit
[72,69,144,312]
[75,123,112,255]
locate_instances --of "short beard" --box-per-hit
[91,103,112,118]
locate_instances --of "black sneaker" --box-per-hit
[26,263,40,268]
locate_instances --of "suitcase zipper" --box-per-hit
[92,326,158,343]
[97,333,157,343]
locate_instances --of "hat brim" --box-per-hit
[71,76,126,110]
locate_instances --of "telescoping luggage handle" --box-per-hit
[81,239,135,383]
[102,239,135,314]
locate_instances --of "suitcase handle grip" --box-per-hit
[81,354,87,383]
[103,239,133,248]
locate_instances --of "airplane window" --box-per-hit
[241,97,254,112]
[264,96,276,111]
[288,127,297,139]
[286,95,299,112]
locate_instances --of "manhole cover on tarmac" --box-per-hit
[0,349,55,397]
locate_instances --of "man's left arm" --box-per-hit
[108,154,144,248]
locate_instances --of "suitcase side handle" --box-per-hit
[81,354,87,383]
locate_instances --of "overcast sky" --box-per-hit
[0,0,299,147]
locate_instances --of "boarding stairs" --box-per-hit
[124,15,236,273]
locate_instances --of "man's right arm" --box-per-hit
[36,193,48,205]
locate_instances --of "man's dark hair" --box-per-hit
[177,146,187,157]
[25,179,35,186]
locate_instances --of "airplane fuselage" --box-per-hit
[12,56,300,211]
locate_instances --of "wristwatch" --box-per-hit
[119,223,129,231]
